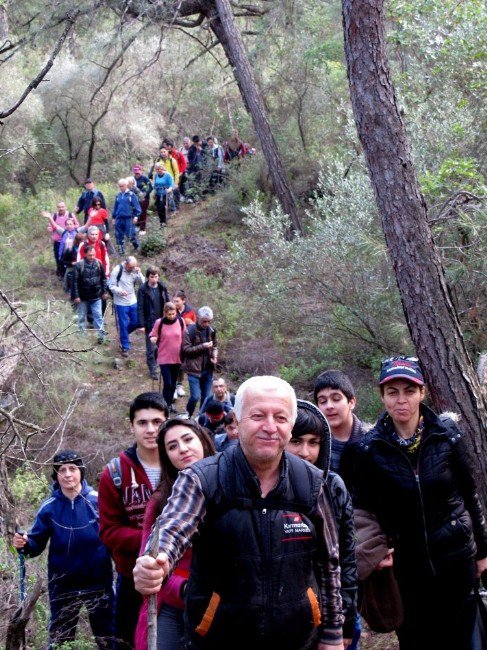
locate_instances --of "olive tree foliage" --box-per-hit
[40,28,251,184]
[231,158,408,374]
[0,0,254,188]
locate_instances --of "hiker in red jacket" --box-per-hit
[98,392,168,649]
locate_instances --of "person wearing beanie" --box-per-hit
[181,306,218,417]
[343,355,487,649]
[13,451,113,649]
[286,400,360,649]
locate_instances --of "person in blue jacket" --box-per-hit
[152,162,175,226]
[13,451,114,650]
[75,178,106,224]
[112,178,142,255]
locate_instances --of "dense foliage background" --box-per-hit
[0,0,485,646]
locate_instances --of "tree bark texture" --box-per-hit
[209,0,302,235]
[342,0,487,495]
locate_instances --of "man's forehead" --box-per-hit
[242,387,294,409]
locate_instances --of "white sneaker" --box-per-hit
[173,390,178,402]
[176,384,186,397]
[177,411,190,420]
[139,230,146,236]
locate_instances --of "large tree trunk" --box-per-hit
[209,0,302,236]
[342,0,487,496]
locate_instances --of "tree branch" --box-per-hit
[0,12,79,122]
[0,289,94,354]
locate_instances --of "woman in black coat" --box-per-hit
[345,356,487,650]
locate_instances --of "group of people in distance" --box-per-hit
[41,130,251,360]
[13,357,487,650]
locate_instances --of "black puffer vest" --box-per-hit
[184,445,324,650]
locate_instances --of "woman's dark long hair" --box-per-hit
[154,418,215,515]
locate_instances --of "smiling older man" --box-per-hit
[134,376,344,650]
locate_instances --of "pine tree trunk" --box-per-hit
[209,0,302,236]
[342,0,487,497]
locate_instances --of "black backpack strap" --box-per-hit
[155,318,164,349]
[116,264,123,285]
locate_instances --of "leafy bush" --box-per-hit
[139,228,165,257]
[11,466,50,511]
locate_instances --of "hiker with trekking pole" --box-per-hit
[12,451,114,649]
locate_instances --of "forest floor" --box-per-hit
[40,197,398,650]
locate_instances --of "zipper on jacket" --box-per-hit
[375,435,441,575]
[412,439,436,575]
[260,505,271,638]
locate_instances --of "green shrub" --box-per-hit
[139,229,165,257]
[11,466,50,511]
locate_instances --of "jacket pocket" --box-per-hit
[195,592,221,637]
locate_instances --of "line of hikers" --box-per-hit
[13,361,487,650]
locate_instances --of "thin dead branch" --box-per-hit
[0,12,79,122]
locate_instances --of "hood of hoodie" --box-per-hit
[295,399,331,479]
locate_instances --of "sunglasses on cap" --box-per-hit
[381,355,418,367]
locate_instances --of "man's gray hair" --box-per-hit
[234,376,297,423]
[118,178,127,185]
[87,226,99,234]
[198,306,213,320]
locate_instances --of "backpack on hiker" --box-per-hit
[107,264,124,298]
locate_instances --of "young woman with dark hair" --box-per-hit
[135,419,215,650]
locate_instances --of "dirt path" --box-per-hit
[40,200,230,462]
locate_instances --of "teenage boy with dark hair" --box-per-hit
[314,369,367,476]
[98,392,168,649]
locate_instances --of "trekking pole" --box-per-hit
[17,529,27,603]
[146,517,161,650]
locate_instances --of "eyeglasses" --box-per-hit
[94,202,101,206]
[381,355,419,367]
